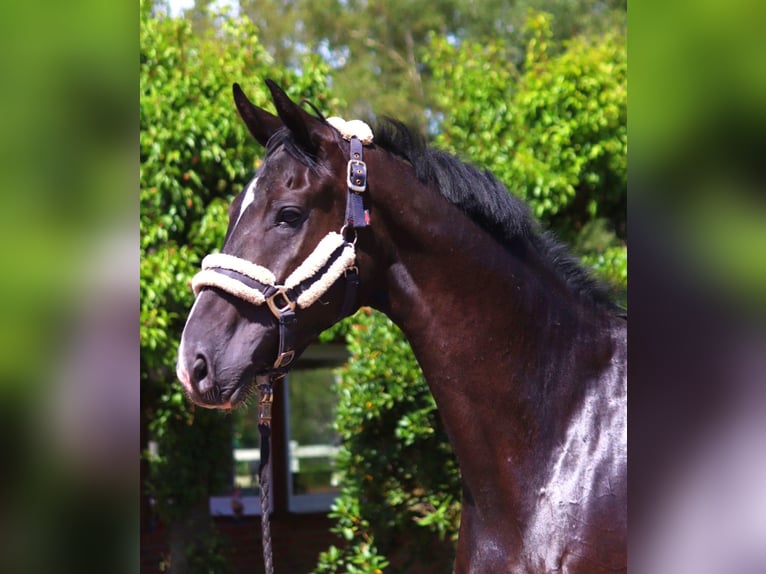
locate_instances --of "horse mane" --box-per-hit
[263,114,619,311]
[371,118,620,311]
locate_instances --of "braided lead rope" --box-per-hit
[257,379,276,574]
[259,427,274,574]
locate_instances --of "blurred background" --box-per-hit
[0,1,136,573]
[630,1,766,572]
[0,0,764,572]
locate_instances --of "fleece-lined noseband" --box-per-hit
[192,232,356,318]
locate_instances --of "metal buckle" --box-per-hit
[266,287,296,318]
[273,350,295,369]
[347,159,367,193]
[257,381,274,427]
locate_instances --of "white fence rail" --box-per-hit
[235,442,339,472]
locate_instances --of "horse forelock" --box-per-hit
[264,127,321,170]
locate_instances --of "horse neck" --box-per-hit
[365,152,623,515]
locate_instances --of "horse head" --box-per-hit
[177,80,377,408]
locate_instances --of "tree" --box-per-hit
[140,2,336,571]
[237,0,625,135]
[429,12,626,236]
[428,11,626,302]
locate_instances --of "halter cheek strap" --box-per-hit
[345,137,369,229]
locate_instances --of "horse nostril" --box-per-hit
[192,354,214,394]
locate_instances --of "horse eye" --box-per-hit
[277,207,303,226]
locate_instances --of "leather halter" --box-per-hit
[190,136,369,380]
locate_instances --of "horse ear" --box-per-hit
[233,83,283,147]
[264,78,331,153]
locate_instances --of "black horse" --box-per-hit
[177,80,627,573]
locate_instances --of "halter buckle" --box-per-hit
[347,159,367,193]
[273,350,295,369]
[257,381,274,427]
[266,287,296,318]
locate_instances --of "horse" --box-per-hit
[176,79,627,573]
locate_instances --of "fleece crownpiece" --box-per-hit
[326,117,374,145]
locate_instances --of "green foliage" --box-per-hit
[575,218,627,307]
[582,246,627,308]
[315,310,461,573]
[233,0,624,133]
[140,3,335,570]
[428,11,627,240]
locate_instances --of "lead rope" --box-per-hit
[257,377,278,574]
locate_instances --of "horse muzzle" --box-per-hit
[176,290,278,409]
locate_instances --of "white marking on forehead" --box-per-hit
[232,176,258,232]
[240,177,257,217]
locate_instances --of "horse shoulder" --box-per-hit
[522,326,627,572]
